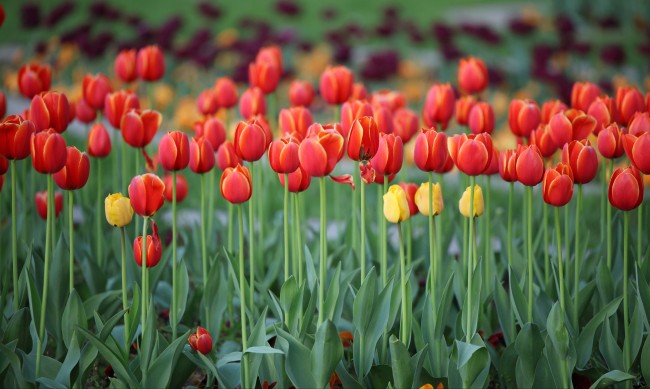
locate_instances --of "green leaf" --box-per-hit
[335,361,364,389]
[245,346,284,355]
[2,308,31,352]
[454,335,490,389]
[62,290,87,349]
[515,323,544,389]
[55,331,81,387]
[390,335,413,389]
[494,280,516,346]
[175,259,189,324]
[575,297,622,369]
[323,263,341,322]
[0,343,26,388]
[461,262,483,339]
[77,327,139,388]
[641,336,650,383]
[588,370,635,389]
[311,320,343,389]
[147,331,191,389]
[599,318,623,371]
[275,327,316,388]
[628,299,643,367]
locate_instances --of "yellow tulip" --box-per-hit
[105,193,134,227]
[414,182,444,216]
[459,185,484,218]
[383,185,410,223]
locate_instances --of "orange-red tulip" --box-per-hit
[562,140,598,184]
[540,99,567,124]
[413,128,448,172]
[128,173,165,217]
[189,136,216,174]
[373,106,394,134]
[188,327,213,355]
[163,173,188,202]
[468,102,494,134]
[371,133,403,175]
[455,95,477,126]
[249,60,280,94]
[87,122,111,158]
[0,115,37,160]
[298,124,344,177]
[608,166,644,211]
[75,98,97,124]
[347,116,379,162]
[247,116,273,149]
[196,89,219,116]
[18,64,51,99]
[341,100,373,140]
[35,190,63,219]
[515,144,544,186]
[422,83,455,130]
[627,112,650,136]
[288,80,315,107]
[213,77,238,109]
[622,132,650,174]
[587,96,613,132]
[114,49,137,83]
[392,108,418,144]
[350,83,368,101]
[458,57,488,94]
[221,164,252,204]
[449,133,493,176]
[104,90,140,129]
[193,117,226,151]
[399,182,418,216]
[30,91,71,133]
[239,87,266,119]
[548,109,597,147]
[508,99,541,138]
[570,82,600,112]
[134,220,162,267]
[279,165,311,192]
[234,120,268,162]
[158,131,190,171]
[319,66,354,105]
[498,150,517,182]
[31,129,67,174]
[370,90,406,113]
[597,123,625,159]
[136,45,165,81]
[542,162,574,207]
[54,146,90,190]
[256,46,283,74]
[216,141,241,171]
[615,86,645,126]
[279,106,313,140]
[484,148,499,175]
[530,124,557,158]
[82,73,112,110]
[268,136,300,174]
[121,109,161,148]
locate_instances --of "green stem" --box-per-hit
[227,203,234,252]
[601,160,606,246]
[248,163,255,310]
[318,177,327,325]
[360,178,366,283]
[296,193,304,286]
[36,174,54,377]
[543,201,549,285]
[171,171,178,340]
[11,160,18,311]
[527,186,533,323]
[120,227,130,352]
[485,175,491,289]
[637,203,643,266]
[68,191,74,293]
[96,158,103,268]
[284,174,290,282]
[121,136,127,193]
[238,205,250,389]
[381,180,388,286]
[352,161,359,265]
[555,207,565,314]
[574,184,582,329]
[207,169,216,245]
[623,211,630,374]
[507,182,513,268]
[606,160,612,270]
[141,216,148,342]
[564,205,569,287]
[466,177,475,343]
[406,219,412,269]
[398,222,408,346]
[200,173,209,332]
[428,172,436,304]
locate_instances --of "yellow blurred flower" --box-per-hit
[57,44,78,69]
[216,28,239,48]
[105,193,134,227]
[154,83,175,111]
[383,185,410,223]
[459,185,484,218]
[415,182,444,216]
[173,96,201,129]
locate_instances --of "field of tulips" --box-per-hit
[2,2,650,389]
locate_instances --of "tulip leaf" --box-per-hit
[147,330,190,389]
[599,318,623,371]
[641,336,650,384]
[244,346,284,355]
[62,289,87,350]
[588,370,635,389]
[77,327,139,388]
[628,299,643,369]
[389,335,412,389]
[304,245,317,291]
[2,308,31,352]
[494,280,516,346]
[275,326,317,388]
[311,320,343,389]
[515,323,543,389]
[323,263,341,322]
[55,331,81,387]
[449,334,490,389]
[576,296,622,369]
[175,258,189,324]
[0,343,26,388]
[461,261,483,339]
[335,360,364,389]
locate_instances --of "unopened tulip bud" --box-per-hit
[414,182,443,216]
[459,185,484,218]
[383,184,410,223]
[105,193,134,227]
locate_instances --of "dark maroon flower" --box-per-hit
[321,7,337,20]
[275,0,301,16]
[197,2,222,19]
[555,14,575,37]
[104,364,115,378]
[44,1,75,27]
[333,44,351,63]
[571,41,591,56]
[159,308,170,321]
[487,332,505,349]
[21,3,41,29]
[597,16,619,30]
[431,22,454,43]
[600,45,625,66]
[508,18,536,35]
[572,373,592,389]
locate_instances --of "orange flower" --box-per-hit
[121,109,161,148]
[347,116,379,162]
[338,331,353,348]
[82,73,112,110]
[158,131,190,171]
[508,99,540,138]
[268,136,300,174]
[422,83,455,130]
[136,45,165,81]
[128,173,165,217]
[413,128,448,172]
[320,66,354,105]
[133,219,163,267]
[188,327,213,355]
[18,63,51,99]
[220,164,252,204]
[104,90,140,129]
[30,129,67,174]
[114,49,137,83]
[30,91,71,133]
[0,115,37,160]
[570,82,600,112]
[53,146,90,190]
[542,162,574,207]
[458,57,488,94]
[298,124,344,177]
[609,166,643,211]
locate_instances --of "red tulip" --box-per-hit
[279,106,313,140]
[498,150,517,182]
[75,98,97,124]
[30,91,71,133]
[249,60,280,94]
[455,95,477,126]
[136,45,165,81]
[449,133,493,176]
[622,132,650,174]
[0,115,37,160]
[422,83,455,130]
[239,87,266,119]
[54,146,90,190]
[128,173,165,217]
[392,108,418,144]
[31,129,68,174]
[134,220,162,267]
[158,131,190,171]
[484,148,499,175]
[508,99,541,138]
[587,96,613,131]
[298,124,344,177]
[399,182,418,216]
[548,109,597,147]
[18,64,51,99]
[542,162,574,207]
[370,90,406,113]
[530,124,557,158]
[189,136,216,174]
[163,173,188,203]
[371,133,403,175]
[347,116,379,162]
[234,120,268,162]
[121,109,161,148]
[541,99,567,124]
[458,57,488,94]
[247,116,273,149]
[627,112,650,136]
[268,136,300,174]
[615,86,645,126]
[413,128,448,172]
[196,89,219,116]
[83,73,112,110]
[373,106,394,134]
[278,165,311,192]
[597,123,625,159]
[608,166,644,211]
[562,140,598,184]
[114,49,137,83]
[570,82,600,112]
[87,122,112,158]
[515,144,544,186]
[350,83,368,101]
[193,117,226,151]
[341,100,373,140]
[104,90,140,129]
[213,77,238,109]
[216,141,241,171]
[188,327,213,355]
[0,91,5,119]
[468,102,495,134]
[220,164,252,204]
[288,80,315,107]
[319,66,354,105]
[256,46,283,74]
[35,190,63,219]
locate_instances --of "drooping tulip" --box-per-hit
[193,117,226,151]
[121,109,161,148]
[238,87,266,119]
[188,327,213,355]
[562,140,598,184]
[279,106,313,140]
[30,129,68,174]
[468,102,495,134]
[216,141,241,171]
[422,83,455,130]
[133,220,162,267]
[18,63,51,99]
[458,57,488,94]
[234,120,268,162]
[105,193,134,227]
[608,166,644,211]
[213,77,238,109]
[158,131,190,171]
[104,90,140,129]
[163,173,188,202]
[597,123,625,159]
[35,190,63,219]
[30,91,71,133]
[347,116,379,162]
[288,80,315,107]
[413,128,449,172]
[220,164,252,204]
[570,82,600,112]
[128,173,165,217]
[136,45,165,81]
[383,184,410,223]
[54,146,90,190]
[114,49,137,83]
[268,136,300,174]
[189,136,216,174]
[319,66,354,105]
[508,99,541,138]
[82,73,112,110]
[542,162,574,207]
[298,124,344,177]
[515,144,544,186]
[0,115,37,160]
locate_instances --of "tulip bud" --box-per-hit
[84,123,111,159]
[515,144,544,186]
[158,131,190,171]
[459,185,484,218]
[249,60,280,94]
[484,148,499,175]
[341,100,373,140]
[220,164,252,204]
[31,129,68,174]
[373,106,394,134]
[371,133,403,175]
[234,120,268,162]
[0,115,37,160]
[413,128,448,172]
[279,165,311,193]
[587,97,612,131]
[136,45,165,81]
[399,183,418,216]
[104,90,140,129]
[541,99,567,124]
[508,99,541,138]
[347,116,379,162]
[213,77,238,109]
[288,80,315,107]
[298,124,344,177]
[570,82,600,112]
[114,49,137,83]
[392,108,418,144]
[54,146,90,190]
[216,141,241,171]
[562,140,598,184]
[622,132,650,174]
[542,163,574,207]
[239,87,266,119]
[134,220,162,267]
[458,57,488,94]
[256,46,283,74]
[450,133,493,176]
[370,90,406,113]
[18,64,52,99]
[468,102,495,134]
[422,83,455,130]
[189,137,216,174]
[383,184,410,223]
[75,98,97,124]
[597,123,625,159]
[279,106,313,140]
[608,166,644,211]
[83,73,112,110]
[498,150,517,182]
[196,89,219,116]
[530,124,557,158]
[121,109,161,148]
[194,117,226,151]
[35,190,63,219]
[128,173,165,217]
[30,91,71,133]
[268,136,300,174]
[105,193,134,227]
[455,95,477,126]
[320,66,354,105]
[350,83,368,101]
[414,182,443,216]
[188,327,213,355]
[163,173,188,203]
[615,86,645,126]
[627,112,650,136]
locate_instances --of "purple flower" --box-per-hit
[44,1,75,27]
[21,3,41,29]
[197,2,222,19]
[275,0,301,16]
[508,18,536,35]
[600,45,625,66]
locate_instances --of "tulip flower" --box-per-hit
[213,77,238,109]
[54,146,90,190]
[456,95,477,126]
[279,165,311,193]
[121,109,161,148]
[413,128,448,173]
[371,90,406,113]
[188,327,213,355]
[30,91,71,133]
[541,99,567,124]
[196,89,219,116]
[414,182,443,217]
[449,133,493,176]
[458,57,488,94]
[340,100,373,140]
[515,144,544,187]
[105,193,134,227]
[399,183,418,217]
[319,66,354,105]
[542,163,574,208]
[256,46,283,73]
[288,80,315,107]
[189,137,216,174]
[75,98,97,124]
[31,129,67,174]
[114,49,137,83]
[627,112,650,137]
[233,120,268,162]
[0,115,37,160]
[530,124,557,158]
[459,185,484,218]
[268,136,300,174]
[615,86,645,126]
[162,173,188,203]
[239,87,266,119]
[134,220,162,267]
[216,141,241,171]
[279,106,313,140]
[383,184,410,223]
[83,73,112,110]
[35,190,63,220]
[468,102,495,134]
[422,83,455,130]
[298,125,344,177]
[508,99,541,139]
[136,45,165,81]
[193,117,226,151]
[351,83,368,101]
[570,82,600,112]
[220,164,252,204]
[347,116,379,162]
[104,90,140,129]
[392,108,418,144]
[128,173,165,217]
[373,106,394,134]
[548,109,597,148]
[498,150,517,182]
[158,131,190,171]
[249,59,280,94]
[18,63,51,99]
[85,122,111,158]
[597,123,625,159]
[371,133,403,176]
[587,96,613,131]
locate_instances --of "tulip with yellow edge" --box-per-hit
[383,184,411,346]
[415,182,444,304]
[105,193,134,352]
